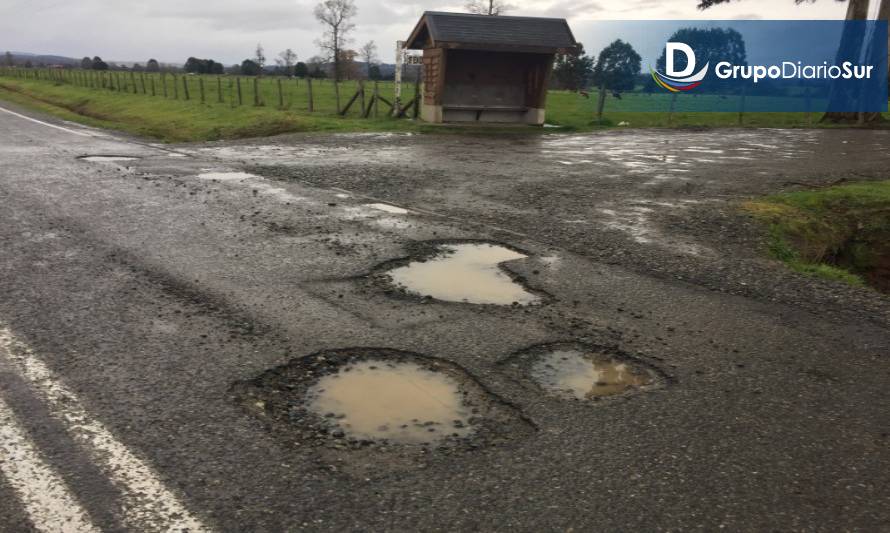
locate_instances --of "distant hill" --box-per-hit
[5,51,80,66]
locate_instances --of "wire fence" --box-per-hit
[0,67,421,118]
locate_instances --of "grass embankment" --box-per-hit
[744,181,890,291]
[0,78,422,142]
[2,71,888,142]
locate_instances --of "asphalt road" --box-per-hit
[1,104,889,532]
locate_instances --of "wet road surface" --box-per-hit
[1,103,890,531]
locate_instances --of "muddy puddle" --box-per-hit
[532,349,653,399]
[381,242,541,305]
[231,348,534,472]
[307,360,473,444]
[502,344,663,402]
[78,155,140,162]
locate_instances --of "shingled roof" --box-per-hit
[405,12,577,53]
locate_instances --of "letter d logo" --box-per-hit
[666,43,696,77]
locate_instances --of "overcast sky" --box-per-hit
[1,0,857,66]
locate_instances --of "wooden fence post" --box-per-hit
[307,78,314,112]
[173,74,179,99]
[277,78,284,108]
[199,77,205,103]
[130,71,137,93]
[182,75,190,100]
[217,77,223,103]
[596,85,607,124]
[373,81,379,117]
[413,71,420,118]
[334,80,341,113]
[738,87,746,126]
[359,81,365,114]
[253,77,260,106]
[162,73,168,98]
[150,77,155,96]
[236,77,243,105]
[668,93,678,125]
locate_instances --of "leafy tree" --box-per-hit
[465,0,511,15]
[314,0,357,81]
[3,51,12,66]
[294,61,309,77]
[592,39,642,120]
[276,48,297,76]
[185,57,224,74]
[592,39,641,93]
[91,56,108,70]
[240,59,261,76]
[553,43,594,91]
[80,56,93,69]
[368,64,381,80]
[146,59,160,72]
[336,49,360,79]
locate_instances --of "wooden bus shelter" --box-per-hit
[405,11,577,125]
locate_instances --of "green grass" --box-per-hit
[744,180,890,289]
[0,68,888,142]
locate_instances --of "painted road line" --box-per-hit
[0,395,100,533]
[0,326,212,532]
[0,106,96,138]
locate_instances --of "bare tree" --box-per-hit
[254,43,266,70]
[314,0,357,82]
[276,48,298,76]
[359,40,377,78]
[465,0,511,15]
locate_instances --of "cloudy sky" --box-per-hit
[1,0,857,66]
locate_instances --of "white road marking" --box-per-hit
[0,106,96,138]
[0,395,100,533]
[0,325,212,532]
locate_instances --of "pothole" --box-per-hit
[373,241,544,305]
[231,348,534,463]
[502,343,666,402]
[307,360,473,444]
[77,155,141,162]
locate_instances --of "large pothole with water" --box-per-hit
[231,348,534,471]
[502,343,666,402]
[370,240,545,306]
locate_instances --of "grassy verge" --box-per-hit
[0,79,422,142]
[743,180,890,291]
[1,74,888,142]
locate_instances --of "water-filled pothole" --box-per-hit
[77,155,141,162]
[231,348,534,452]
[532,350,653,399]
[307,360,473,444]
[375,241,543,305]
[503,343,665,402]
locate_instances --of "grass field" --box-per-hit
[0,67,888,142]
[744,181,890,291]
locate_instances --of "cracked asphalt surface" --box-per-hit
[1,103,889,531]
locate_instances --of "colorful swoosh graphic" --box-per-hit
[649,63,710,93]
